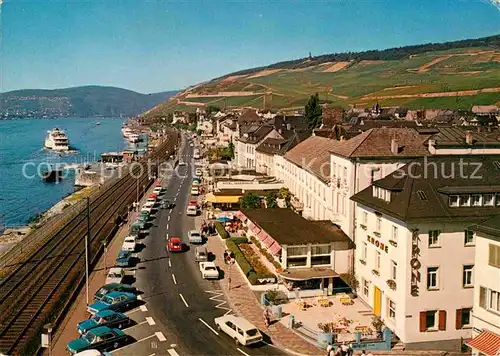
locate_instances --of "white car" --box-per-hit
[195,168,203,176]
[122,236,137,252]
[105,267,125,285]
[214,315,263,346]
[179,159,187,166]
[153,186,163,195]
[186,205,197,216]
[190,143,194,147]
[190,186,199,196]
[200,262,219,279]
[141,202,155,213]
[188,230,202,244]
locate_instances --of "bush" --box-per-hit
[215,221,229,239]
[230,237,248,245]
[248,273,277,285]
[226,240,254,277]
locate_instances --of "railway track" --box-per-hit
[0,131,179,355]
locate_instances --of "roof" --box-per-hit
[109,267,122,273]
[238,109,262,124]
[238,125,274,143]
[279,267,338,281]
[329,128,430,158]
[472,105,499,114]
[285,136,339,182]
[351,156,500,223]
[469,216,500,242]
[466,330,500,356]
[256,130,312,155]
[240,208,350,245]
[427,127,500,147]
[345,119,418,132]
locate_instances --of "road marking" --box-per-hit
[198,318,219,335]
[111,333,157,352]
[167,224,169,229]
[126,320,147,329]
[169,209,173,213]
[237,348,250,356]
[206,290,232,316]
[167,349,180,356]
[146,317,156,326]
[155,331,167,341]
[168,216,171,221]
[137,295,142,300]
[172,274,177,284]
[173,197,177,202]
[168,259,172,267]
[166,233,169,238]
[147,354,156,356]
[179,293,189,307]
[140,305,148,312]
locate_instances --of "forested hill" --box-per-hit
[220,34,500,78]
[0,86,178,118]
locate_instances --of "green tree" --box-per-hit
[304,93,322,129]
[279,187,292,208]
[206,105,221,116]
[240,192,261,209]
[266,191,278,208]
[228,141,235,159]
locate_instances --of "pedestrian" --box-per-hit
[347,343,353,356]
[263,309,270,327]
[326,345,334,356]
[359,350,367,356]
[340,342,348,356]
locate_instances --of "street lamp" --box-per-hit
[85,197,90,306]
[41,323,53,356]
[103,241,108,272]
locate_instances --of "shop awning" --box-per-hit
[263,236,276,248]
[279,267,338,281]
[466,330,500,356]
[257,230,268,242]
[269,242,282,255]
[205,193,240,204]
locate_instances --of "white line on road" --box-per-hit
[169,209,173,214]
[237,348,250,356]
[155,331,167,341]
[179,293,189,307]
[140,305,148,312]
[112,333,157,353]
[167,223,169,229]
[167,349,180,356]
[173,197,177,202]
[168,259,172,267]
[146,317,156,326]
[147,354,156,356]
[198,318,219,335]
[136,295,142,300]
[166,233,169,239]
[168,216,171,221]
[172,274,177,284]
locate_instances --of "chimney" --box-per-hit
[465,131,473,145]
[391,138,399,155]
[286,123,292,131]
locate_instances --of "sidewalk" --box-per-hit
[200,215,324,356]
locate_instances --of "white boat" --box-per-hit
[121,127,133,138]
[45,128,69,151]
[127,133,140,143]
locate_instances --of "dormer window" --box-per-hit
[459,195,471,207]
[373,186,391,202]
[484,194,495,206]
[449,195,459,207]
[471,195,482,207]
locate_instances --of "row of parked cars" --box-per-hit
[67,183,169,354]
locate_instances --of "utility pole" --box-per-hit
[136,178,139,212]
[86,197,90,306]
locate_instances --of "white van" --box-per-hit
[186,205,197,216]
[214,315,263,346]
[190,186,199,196]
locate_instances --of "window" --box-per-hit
[391,226,398,242]
[458,308,472,328]
[372,186,379,197]
[343,166,347,182]
[459,195,471,207]
[332,163,336,178]
[425,311,437,329]
[388,299,396,319]
[489,289,500,312]
[449,195,459,207]
[427,267,439,290]
[496,193,500,206]
[464,230,474,246]
[376,217,382,233]
[363,279,369,297]
[428,230,440,247]
[391,260,397,280]
[361,242,367,260]
[463,265,474,287]
[342,195,347,215]
[480,286,487,308]
[484,193,495,206]
[378,188,385,199]
[287,257,307,267]
[311,245,330,255]
[362,211,368,226]
[375,251,381,270]
[471,194,482,207]
[489,244,500,268]
[287,246,308,256]
[311,256,331,265]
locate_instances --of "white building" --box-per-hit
[466,217,500,356]
[351,156,500,350]
[236,126,282,169]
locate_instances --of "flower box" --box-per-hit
[373,231,381,237]
[386,279,397,290]
[360,224,367,230]
[371,269,380,276]
[389,240,398,247]
[359,259,366,265]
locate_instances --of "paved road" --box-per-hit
[122,133,289,356]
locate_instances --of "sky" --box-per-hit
[1,0,499,94]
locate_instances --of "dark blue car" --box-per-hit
[77,310,131,334]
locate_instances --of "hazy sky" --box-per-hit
[1,0,499,93]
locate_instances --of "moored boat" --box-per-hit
[44,128,69,151]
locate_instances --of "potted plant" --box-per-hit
[264,289,282,317]
[317,322,334,348]
[372,316,384,338]
[386,279,397,290]
[340,269,359,299]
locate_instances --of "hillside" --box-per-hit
[144,34,500,117]
[0,86,178,118]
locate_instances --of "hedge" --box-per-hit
[229,237,248,245]
[226,240,255,277]
[215,221,229,239]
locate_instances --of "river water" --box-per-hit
[0,117,141,226]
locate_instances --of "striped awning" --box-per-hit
[269,242,282,255]
[264,236,276,248]
[466,330,500,356]
[257,230,268,242]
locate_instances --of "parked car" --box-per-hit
[105,268,125,285]
[188,230,202,244]
[87,291,137,315]
[152,186,163,195]
[214,315,263,346]
[179,159,186,166]
[141,202,155,214]
[186,205,197,216]
[77,310,131,334]
[66,326,128,354]
[195,168,203,176]
[115,250,135,267]
[161,200,174,209]
[94,283,136,302]
[190,186,199,196]
[121,236,137,252]
[200,262,219,279]
[195,246,208,262]
[167,237,183,252]
[73,350,111,356]
[138,211,150,222]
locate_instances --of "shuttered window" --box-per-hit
[489,244,500,268]
[456,309,462,329]
[438,310,447,331]
[480,286,487,308]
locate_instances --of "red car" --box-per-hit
[167,237,183,252]
[188,200,198,207]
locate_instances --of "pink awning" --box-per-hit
[235,211,247,222]
[257,230,268,241]
[269,243,282,255]
[264,236,276,248]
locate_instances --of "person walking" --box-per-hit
[263,308,270,328]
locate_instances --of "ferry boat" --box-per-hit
[44,128,69,151]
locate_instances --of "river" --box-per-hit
[0,117,142,227]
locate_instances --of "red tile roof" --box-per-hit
[466,330,500,356]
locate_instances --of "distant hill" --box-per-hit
[0,86,178,118]
[143,34,500,117]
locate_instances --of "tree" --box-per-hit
[240,192,261,209]
[304,93,322,129]
[279,187,292,208]
[228,141,235,159]
[206,105,221,116]
[266,191,278,208]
